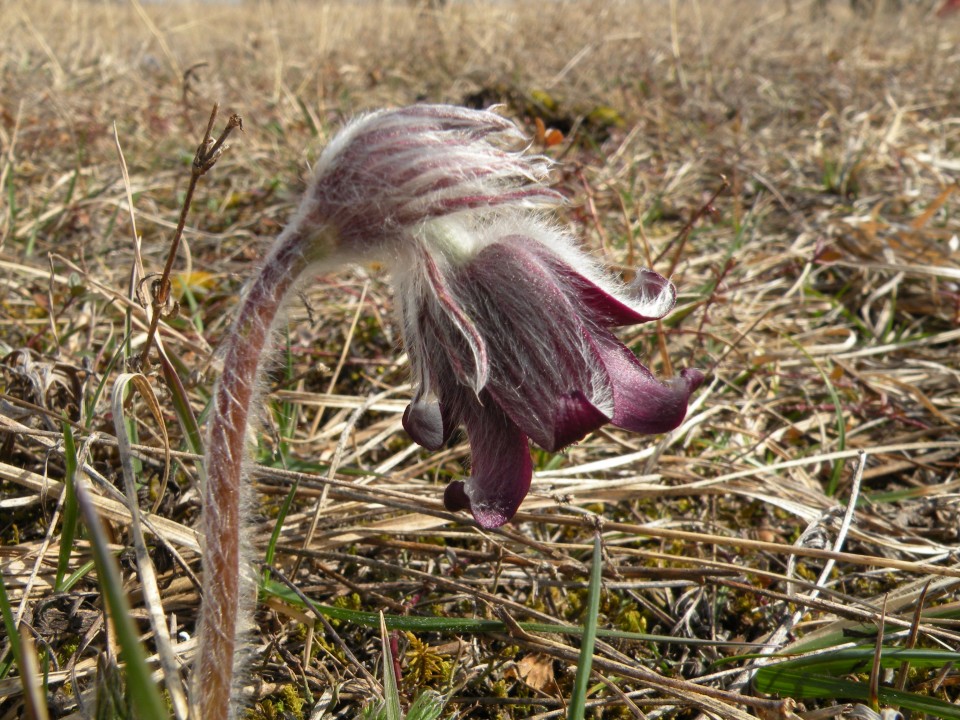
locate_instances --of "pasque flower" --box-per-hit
[194,104,702,719]
[277,103,702,528]
[396,218,703,528]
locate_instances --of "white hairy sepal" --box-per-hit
[501,215,678,320]
[395,215,623,424]
[394,217,499,398]
[307,106,560,245]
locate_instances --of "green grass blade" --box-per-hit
[83,333,129,429]
[787,337,846,495]
[58,559,97,593]
[786,604,960,655]
[111,372,187,719]
[18,624,50,720]
[263,477,299,583]
[0,571,23,673]
[754,663,960,719]
[380,611,403,720]
[72,474,169,720]
[262,576,756,646]
[755,647,960,676]
[158,345,205,459]
[55,420,80,592]
[568,531,603,720]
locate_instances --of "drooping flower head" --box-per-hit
[285,105,562,265]
[287,105,704,529]
[396,216,703,528]
[195,104,703,720]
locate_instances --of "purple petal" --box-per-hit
[593,331,704,434]
[443,481,472,513]
[624,268,679,321]
[451,241,610,452]
[443,394,532,529]
[551,391,611,451]
[403,399,446,451]
[423,251,489,391]
[401,312,466,451]
[528,242,676,326]
[577,267,675,325]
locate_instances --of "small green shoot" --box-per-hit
[403,691,445,720]
[381,611,402,720]
[263,476,300,585]
[568,531,603,720]
[156,344,206,485]
[363,613,448,720]
[788,337,846,495]
[55,419,80,592]
[0,571,23,677]
[18,623,50,720]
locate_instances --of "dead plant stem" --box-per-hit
[139,103,242,368]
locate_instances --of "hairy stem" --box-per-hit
[193,227,314,720]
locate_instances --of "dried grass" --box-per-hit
[1,0,959,717]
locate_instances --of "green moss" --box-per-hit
[277,685,305,720]
[333,592,363,612]
[291,623,308,642]
[524,592,547,614]
[313,636,346,662]
[617,608,647,635]
[403,632,451,688]
[247,684,305,720]
[564,587,588,621]
[57,637,81,665]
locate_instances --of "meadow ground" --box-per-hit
[1,0,959,718]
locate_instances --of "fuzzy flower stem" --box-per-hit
[194,227,315,720]
[188,103,552,718]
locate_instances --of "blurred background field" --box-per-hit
[1,1,959,718]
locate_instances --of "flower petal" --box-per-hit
[593,331,705,434]
[422,250,489,392]
[451,240,610,451]
[402,398,446,451]
[443,394,532,529]
[529,241,677,326]
[625,268,679,321]
[551,391,612,451]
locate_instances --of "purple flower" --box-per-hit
[286,105,561,265]
[194,103,702,719]
[283,104,702,529]
[396,219,704,529]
